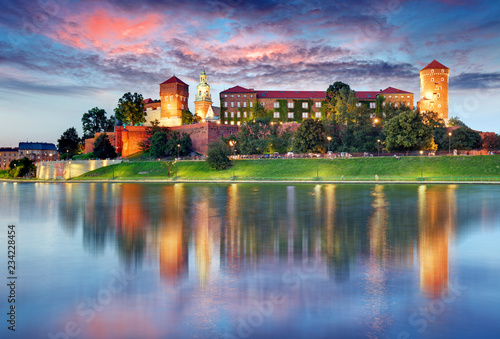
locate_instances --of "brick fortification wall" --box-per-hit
[84,122,239,157]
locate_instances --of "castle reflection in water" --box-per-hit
[59,183,463,297]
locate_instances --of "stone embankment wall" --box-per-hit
[37,160,122,180]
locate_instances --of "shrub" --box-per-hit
[206,141,232,170]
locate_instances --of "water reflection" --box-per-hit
[3,183,499,338]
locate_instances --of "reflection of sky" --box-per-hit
[0,183,500,338]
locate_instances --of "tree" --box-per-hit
[93,134,117,159]
[293,118,326,153]
[340,108,381,152]
[138,120,170,151]
[448,116,468,128]
[482,133,500,151]
[268,123,293,154]
[382,110,434,153]
[114,92,146,126]
[57,127,81,159]
[325,81,351,105]
[8,157,36,178]
[206,141,232,170]
[182,110,201,125]
[150,131,169,158]
[82,107,114,139]
[449,127,482,150]
[235,118,272,155]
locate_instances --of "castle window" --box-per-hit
[231,112,234,118]
[225,121,228,125]
[243,102,247,108]
[407,102,410,106]
[407,96,410,98]
[237,112,241,118]
[199,91,201,96]
[437,94,440,98]
[302,112,308,118]
[237,102,240,107]
[230,121,234,125]
[370,102,376,109]
[243,112,247,118]
[431,78,434,81]
[356,103,362,107]
[438,104,441,108]
[315,102,321,108]
[224,112,228,118]
[288,112,294,119]
[274,102,279,108]
[237,121,241,126]
[288,102,294,109]
[170,96,173,101]
[237,95,240,97]
[244,95,246,97]
[441,69,444,73]
[302,102,308,109]
[225,94,227,97]
[441,78,444,81]
[231,95,234,97]
[250,95,253,97]
[315,112,321,118]
[439,86,442,90]
[168,104,171,109]
[182,104,184,109]
[274,112,280,118]
[231,102,234,107]
[383,103,386,107]
[250,102,253,108]
[431,69,434,73]
[224,102,227,107]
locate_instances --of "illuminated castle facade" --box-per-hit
[417,60,450,123]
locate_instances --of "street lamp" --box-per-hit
[229,140,236,179]
[377,139,381,157]
[327,136,332,152]
[374,118,379,124]
[448,132,452,155]
[177,144,180,160]
[420,150,424,180]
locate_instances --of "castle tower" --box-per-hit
[159,76,189,127]
[417,60,450,124]
[194,68,212,120]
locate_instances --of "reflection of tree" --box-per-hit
[57,184,83,235]
[82,183,115,253]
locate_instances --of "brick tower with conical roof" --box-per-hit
[159,76,189,127]
[417,60,450,124]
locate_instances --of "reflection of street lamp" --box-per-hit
[177,144,180,160]
[229,140,236,179]
[420,150,424,180]
[327,136,332,152]
[377,139,381,157]
[448,132,452,155]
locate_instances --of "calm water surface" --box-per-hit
[0,182,499,339]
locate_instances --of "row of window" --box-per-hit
[162,96,187,102]
[224,94,254,98]
[224,101,322,109]
[430,78,446,82]
[166,104,185,110]
[224,112,322,119]
[430,69,446,73]
[384,95,412,99]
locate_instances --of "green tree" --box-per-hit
[449,127,482,150]
[340,108,381,152]
[268,123,293,154]
[182,110,201,125]
[482,133,500,151]
[448,116,468,128]
[293,118,326,153]
[251,101,272,119]
[114,92,146,126]
[138,120,170,151]
[57,127,81,159]
[325,81,351,106]
[206,141,232,170]
[150,131,169,158]
[82,107,115,139]
[93,134,117,159]
[235,118,272,154]
[8,157,36,178]
[382,110,434,153]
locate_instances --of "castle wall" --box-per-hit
[36,159,122,179]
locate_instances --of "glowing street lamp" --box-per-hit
[377,139,381,157]
[420,150,424,180]
[327,136,332,152]
[229,140,236,179]
[177,144,181,160]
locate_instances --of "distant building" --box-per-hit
[417,60,450,123]
[219,86,414,125]
[0,147,18,170]
[18,142,58,162]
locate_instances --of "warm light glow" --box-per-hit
[374,118,379,123]
[420,150,423,154]
[448,132,452,136]
[327,136,332,141]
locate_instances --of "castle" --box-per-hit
[84,60,451,156]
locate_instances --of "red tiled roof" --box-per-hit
[421,60,449,71]
[356,91,379,100]
[256,90,325,99]
[378,87,412,94]
[160,76,188,86]
[221,86,255,93]
[143,98,154,104]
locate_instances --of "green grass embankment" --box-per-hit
[73,155,500,181]
[0,170,8,179]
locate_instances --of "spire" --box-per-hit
[201,67,206,76]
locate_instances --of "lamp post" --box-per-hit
[377,139,381,157]
[420,150,424,180]
[327,136,332,152]
[448,132,452,155]
[229,140,236,179]
[177,144,180,160]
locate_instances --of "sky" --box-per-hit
[0,0,499,146]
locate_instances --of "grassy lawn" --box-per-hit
[0,170,9,179]
[72,155,500,181]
